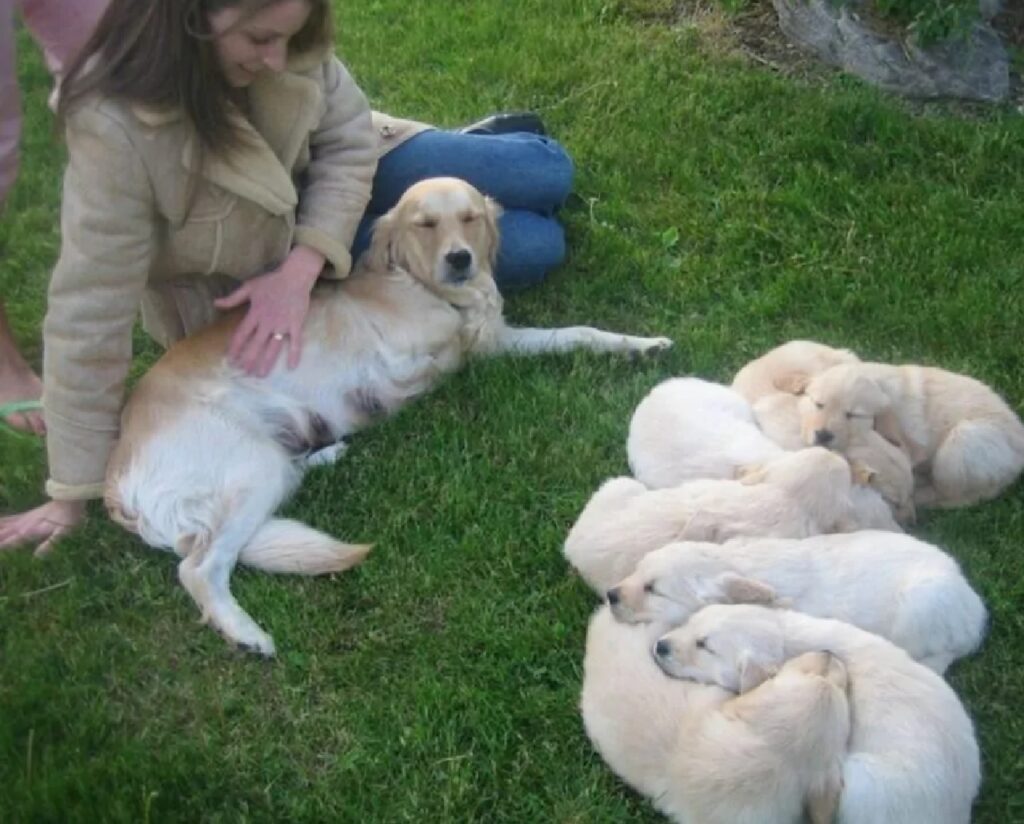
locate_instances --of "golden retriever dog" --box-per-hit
[581,607,851,824]
[731,340,860,403]
[564,447,900,595]
[800,362,1024,508]
[104,177,672,656]
[654,604,981,824]
[608,531,987,673]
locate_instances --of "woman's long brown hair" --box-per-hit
[57,0,332,156]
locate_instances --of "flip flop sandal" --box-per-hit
[0,399,44,438]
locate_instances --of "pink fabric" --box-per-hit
[1,0,21,205]
[19,0,109,74]
[0,0,108,205]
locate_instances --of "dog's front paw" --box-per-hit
[634,336,673,355]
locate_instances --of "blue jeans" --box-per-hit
[352,130,575,291]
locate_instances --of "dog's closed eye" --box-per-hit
[415,218,438,229]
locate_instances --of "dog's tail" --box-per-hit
[237,519,371,576]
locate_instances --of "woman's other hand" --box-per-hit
[215,245,325,376]
[0,499,87,557]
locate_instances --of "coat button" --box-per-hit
[380,123,396,138]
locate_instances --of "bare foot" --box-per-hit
[0,359,45,436]
[0,301,45,435]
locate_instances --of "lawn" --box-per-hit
[2,1,1023,821]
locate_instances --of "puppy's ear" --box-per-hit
[806,766,845,824]
[715,573,777,606]
[737,648,778,692]
[776,372,811,395]
[680,510,721,542]
[366,212,397,271]
[852,375,890,415]
[897,500,917,526]
[849,459,877,487]
[736,464,768,485]
[482,195,503,270]
[873,408,906,450]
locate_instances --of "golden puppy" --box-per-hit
[564,447,900,595]
[581,607,850,824]
[654,604,981,824]
[748,378,915,523]
[800,362,1024,507]
[105,177,672,655]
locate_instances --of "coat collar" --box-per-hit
[131,47,330,216]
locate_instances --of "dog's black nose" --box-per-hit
[654,639,671,657]
[446,249,472,271]
[606,588,620,605]
[814,429,834,446]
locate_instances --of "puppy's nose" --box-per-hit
[814,429,834,446]
[654,639,671,658]
[606,588,621,605]
[445,249,472,271]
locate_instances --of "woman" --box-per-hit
[0,0,573,554]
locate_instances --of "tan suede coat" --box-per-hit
[42,48,430,500]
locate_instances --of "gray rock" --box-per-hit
[770,0,1010,102]
[978,0,1001,22]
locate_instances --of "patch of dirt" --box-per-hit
[671,0,1023,112]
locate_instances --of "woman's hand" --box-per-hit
[215,245,326,376]
[0,499,87,557]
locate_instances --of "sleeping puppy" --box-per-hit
[800,362,1024,508]
[626,376,915,525]
[626,377,785,487]
[564,447,901,595]
[104,177,672,656]
[581,607,851,824]
[731,340,860,403]
[654,605,981,824]
[608,532,987,673]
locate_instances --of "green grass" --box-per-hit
[3,1,1024,820]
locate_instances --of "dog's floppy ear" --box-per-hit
[679,510,722,543]
[715,573,777,606]
[851,374,890,415]
[482,195,502,269]
[806,766,845,824]
[365,212,397,272]
[776,372,811,395]
[737,647,779,692]
[896,500,917,526]
[736,464,768,485]
[849,459,877,487]
[873,408,906,451]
